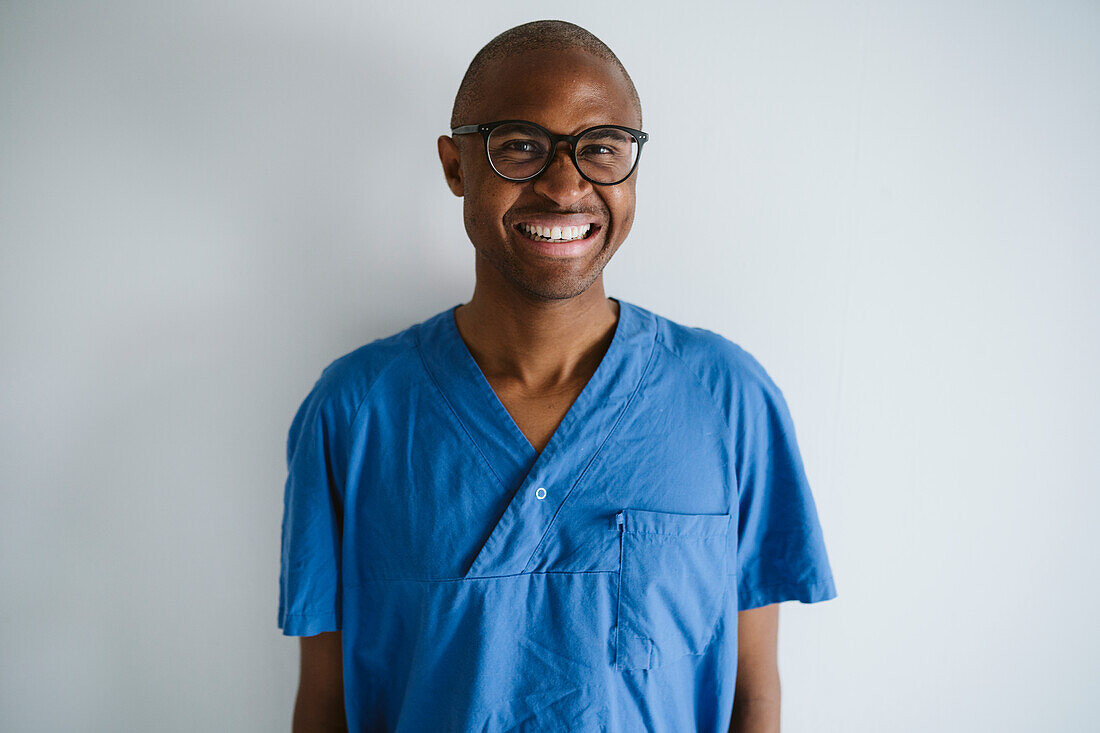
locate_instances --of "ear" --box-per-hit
[437,135,464,197]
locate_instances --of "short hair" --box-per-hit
[450,20,642,129]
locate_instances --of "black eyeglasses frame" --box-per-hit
[450,119,650,186]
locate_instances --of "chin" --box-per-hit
[513,270,605,302]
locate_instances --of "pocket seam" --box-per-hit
[613,517,626,669]
[623,530,726,538]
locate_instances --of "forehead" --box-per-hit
[471,48,640,131]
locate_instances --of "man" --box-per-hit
[279,20,836,733]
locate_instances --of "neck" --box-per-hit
[453,278,620,391]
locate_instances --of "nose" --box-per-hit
[531,141,592,206]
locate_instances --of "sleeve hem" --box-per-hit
[278,610,340,637]
[737,575,837,611]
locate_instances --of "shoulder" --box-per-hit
[295,314,427,428]
[626,302,786,424]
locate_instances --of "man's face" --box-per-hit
[440,49,642,302]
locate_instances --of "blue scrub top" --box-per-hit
[279,299,836,732]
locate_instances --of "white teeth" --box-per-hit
[519,223,592,242]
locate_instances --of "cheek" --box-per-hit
[608,190,637,239]
[462,198,478,238]
[463,182,518,238]
[484,178,526,214]
[458,152,505,226]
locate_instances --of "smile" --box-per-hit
[517,223,594,242]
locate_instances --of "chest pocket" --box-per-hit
[614,508,731,670]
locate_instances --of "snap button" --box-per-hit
[535,487,547,500]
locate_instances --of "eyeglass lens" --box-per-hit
[486,123,639,184]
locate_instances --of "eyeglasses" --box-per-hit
[450,119,649,186]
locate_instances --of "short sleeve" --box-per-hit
[278,373,348,636]
[735,370,837,611]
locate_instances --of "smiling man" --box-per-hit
[279,20,836,733]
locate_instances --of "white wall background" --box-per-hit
[2,1,1097,731]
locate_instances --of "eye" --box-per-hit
[577,129,634,162]
[502,139,544,153]
[580,144,616,156]
[490,136,548,161]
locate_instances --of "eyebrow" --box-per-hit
[582,129,632,142]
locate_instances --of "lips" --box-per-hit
[509,217,602,258]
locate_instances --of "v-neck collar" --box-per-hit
[417,298,658,576]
